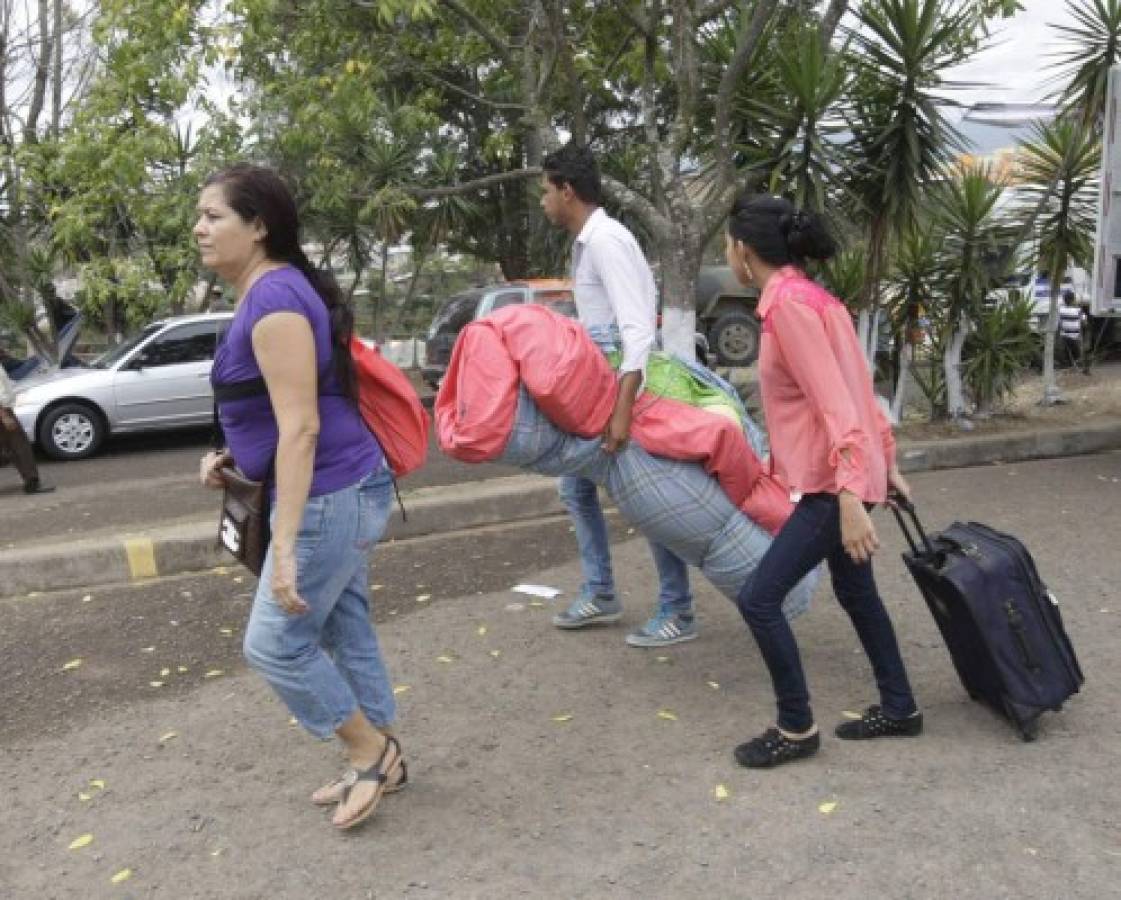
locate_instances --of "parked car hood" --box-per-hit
[14,365,102,397]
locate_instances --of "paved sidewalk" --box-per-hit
[2,454,1118,898]
[3,418,1121,597]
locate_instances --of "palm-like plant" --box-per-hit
[1050,0,1121,128]
[932,165,1008,419]
[845,0,979,360]
[963,292,1037,414]
[884,222,941,419]
[1018,118,1101,403]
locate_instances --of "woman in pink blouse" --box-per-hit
[726,194,922,769]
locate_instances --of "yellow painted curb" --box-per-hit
[123,537,158,580]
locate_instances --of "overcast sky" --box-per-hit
[948,0,1079,106]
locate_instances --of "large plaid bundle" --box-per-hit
[501,388,817,620]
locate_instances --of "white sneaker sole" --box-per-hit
[552,611,623,629]
[625,630,699,648]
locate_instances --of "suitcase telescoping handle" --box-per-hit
[889,494,936,558]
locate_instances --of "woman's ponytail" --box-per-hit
[290,248,357,402]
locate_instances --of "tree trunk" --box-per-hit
[857,309,872,362]
[890,340,913,422]
[1040,280,1063,405]
[51,0,63,134]
[944,317,971,421]
[655,207,700,361]
[24,0,50,139]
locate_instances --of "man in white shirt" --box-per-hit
[539,143,696,648]
[1059,290,1089,374]
[0,365,53,494]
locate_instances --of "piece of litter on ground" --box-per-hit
[706,680,721,690]
[435,654,455,664]
[528,600,545,608]
[140,646,155,653]
[158,731,178,745]
[1025,847,1038,856]
[551,713,573,723]
[219,628,233,636]
[415,594,432,603]
[841,710,862,720]
[655,656,671,664]
[203,669,224,679]
[504,602,526,612]
[232,576,244,584]
[177,666,189,674]
[159,668,171,678]
[110,869,132,884]
[370,584,384,591]
[61,658,82,671]
[511,583,562,599]
[77,791,92,802]
[818,801,838,815]
[626,528,635,535]
[489,650,501,659]
[1101,608,1111,614]
[81,594,92,603]
[656,709,678,721]
[476,625,488,637]
[89,779,106,790]
[714,784,730,801]
[288,716,298,726]
[68,834,93,850]
[393,684,411,695]
[211,849,224,857]
[149,681,165,688]
[212,566,230,575]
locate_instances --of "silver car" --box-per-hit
[12,312,232,460]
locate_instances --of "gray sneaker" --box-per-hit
[625,612,698,648]
[552,593,622,629]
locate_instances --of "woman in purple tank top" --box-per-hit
[197,165,404,830]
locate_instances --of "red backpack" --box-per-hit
[349,336,430,477]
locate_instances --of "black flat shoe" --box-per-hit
[734,727,820,769]
[834,705,923,740]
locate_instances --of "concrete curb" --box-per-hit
[3,421,1120,597]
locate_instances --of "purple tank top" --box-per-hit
[211,266,382,496]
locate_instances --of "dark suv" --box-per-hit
[422,280,575,389]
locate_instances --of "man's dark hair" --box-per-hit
[1062,288,1077,303]
[542,143,603,206]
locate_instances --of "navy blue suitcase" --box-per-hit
[892,500,1084,741]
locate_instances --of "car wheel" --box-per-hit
[38,402,105,460]
[709,311,760,367]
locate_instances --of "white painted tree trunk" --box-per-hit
[654,222,700,363]
[857,309,872,370]
[890,340,913,422]
[944,317,970,420]
[1040,284,1063,405]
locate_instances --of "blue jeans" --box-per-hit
[735,492,917,732]
[558,474,693,617]
[243,466,396,739]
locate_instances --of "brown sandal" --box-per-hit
[332,736,402,830]
[312,757,408,806]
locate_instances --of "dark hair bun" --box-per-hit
[786,210,837,262]
[727,193,837,266]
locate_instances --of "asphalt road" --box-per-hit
[0,426,521,549]
[3,452,1120,899]
[4,451,1118,746]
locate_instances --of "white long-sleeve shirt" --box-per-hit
[0,367,16,408]
[570,208,656,374]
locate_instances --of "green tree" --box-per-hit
[932,166,1009,420]
[1018,119,1100,404]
